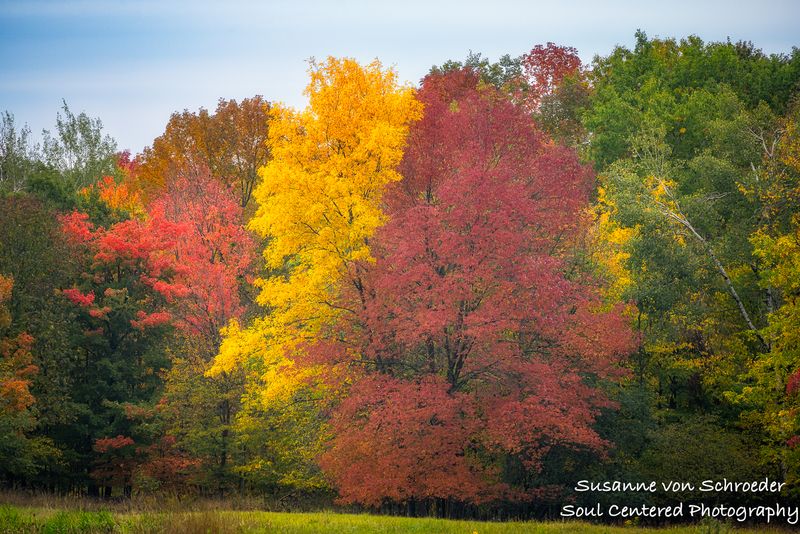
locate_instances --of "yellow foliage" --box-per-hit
[781,118,800,174]
[589,183,637,304]
[752,229,800,295]
[209,57,422,404]
[647,175,677,205]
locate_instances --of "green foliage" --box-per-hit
[636,415,764,502]
[587,32,800,489]
[23,163,76,211]
[0,112,36,194]
[161,343,245,494]
[585,32,799,169]
[429,51,522,90]
[40,101,119,193]
[232,389,329,495]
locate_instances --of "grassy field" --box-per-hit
[0,505,787,534]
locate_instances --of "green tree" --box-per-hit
[0,112,37,193]
[41,101,118,192]
[586,33,800,486]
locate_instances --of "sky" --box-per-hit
[1,0,799,154]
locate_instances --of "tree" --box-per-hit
[207,56,422,494]
[150,171,256,494]
[57,206,187,494]
[0,274,48,481]
[520,43,582,112]
[584,33,800,490]
[585,34,800,406]
[743,106,800,487]
[60,167,258,495]
[136,96,271,208]
[213,97,272,208]
[41,101,118,192]
[160,346,243,494]
[0,197,81,487]
[210,57,422,396]
[0,111,36,193]
[149,171,255,352]
[313,70,634,506]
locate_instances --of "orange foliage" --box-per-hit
[0,275,37,414]
[136,96,271,207]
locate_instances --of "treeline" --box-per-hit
[1,32,800,519]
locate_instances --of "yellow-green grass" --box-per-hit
[0,505,788,534]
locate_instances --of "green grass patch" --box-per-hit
[0,505,115,533]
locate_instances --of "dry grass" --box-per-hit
[0,490,324,514]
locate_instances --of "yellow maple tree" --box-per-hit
[209,57,422,404]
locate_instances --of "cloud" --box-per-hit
[2,0,797,151]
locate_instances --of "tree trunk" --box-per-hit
[657,195,767,350]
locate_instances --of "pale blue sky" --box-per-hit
[1,0,798,153]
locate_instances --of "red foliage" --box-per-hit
[92,432,199,490]
[59,211,95,246]
[59,169,253,345]
[312,70,634,505]
[787,369,800,395]
[320,375,506,505]
[91,435,138,487]
[116,150,139,178]
[88,306,111,319]
[147,172,255,346]
[137,435,200,489]
[62,288,95,307]
[92,217,185,268]
[130,310,172,330]
[520,43,582,111]
[94,435,136,454]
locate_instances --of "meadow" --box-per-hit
[0,492,790,534]
[0,504,786,534]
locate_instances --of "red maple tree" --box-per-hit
[311,70,634,505]
[148,170,255,350]
[61,168,253,348]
